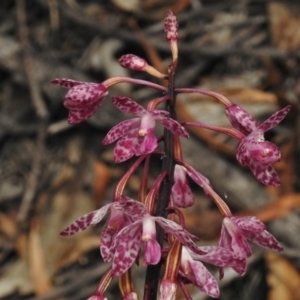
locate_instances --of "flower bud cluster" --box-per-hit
[52,10,288,300]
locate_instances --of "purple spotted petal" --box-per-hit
[68,100,102,124]
[135,130,157,155]
[111,221,142,276]
[149,110,169,117]
[245,230,283,252]
[225,104,259,135]
[247,159,280,187]
[219,219,252,259]
[236,143,249,166]
[231,216,265,233]
[100,221,118,262]
[51,78,93,89]
[155,115,189,137]
[144,239,161,265]
[119,196,148,217]
[64,84,108,110]
[247,140,281,164]
[102,118,140,144]
[240,131,281,164]
[155,217,206,255]
[113,130,140,163]
[191,246,247,276]
[112,96,147,116]
[171,165,194,208]
[186,260,219,298]
[258,105,291,133]
[60,203,111,236]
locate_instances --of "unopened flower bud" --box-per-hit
[164,11,179,60]
[119,54,167,79]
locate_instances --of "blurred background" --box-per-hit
[0,0,300,299]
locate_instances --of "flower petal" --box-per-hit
[68,100,102,124]
[51,78,92,89]
[60,203,111,236]
[190,246,247,276]
[171,165,194,208]
[135,131,157,155]
[112,221,142,276]
[225,104,259,135]
[119,196,148,218]
[155,217,206,255]
[187,260,220,298]
[100,223,118,262]
[144,239,161,265]
[113,130,140,163]
[155,115,189,137]
[246,230,283,252]
[258,105,291,133]
[231,216,265,233]
[64,84,108,109]
[247,159,280,187]
[247,141,281,164]
[112,96,147,116]
[102,118,140,144]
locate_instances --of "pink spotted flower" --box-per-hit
[60,200,131,262]
[103,96,189,163]
[179,245,248,298]
[179,246,219,298]
[219,216,283,260]
[51,78,108,124]
[236,105,291,186]
[110,196,205,276]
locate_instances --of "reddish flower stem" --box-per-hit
[175,87,232,107]
[103,77,167,92]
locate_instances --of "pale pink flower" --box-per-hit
[51,78,108,124]
[103,96,188,163]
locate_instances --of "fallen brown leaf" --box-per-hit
[266,252,300,300]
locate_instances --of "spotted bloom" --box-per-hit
[60,200,131,262]
[236,105,291,186]
[51,78,108,124]
[103,96,189,163]
[179,245,247,298]
[219,216,283,260]
[110,196,205,276]
[179,246,219,298]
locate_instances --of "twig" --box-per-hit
[15,0,49,226]
[16,0,49,120]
